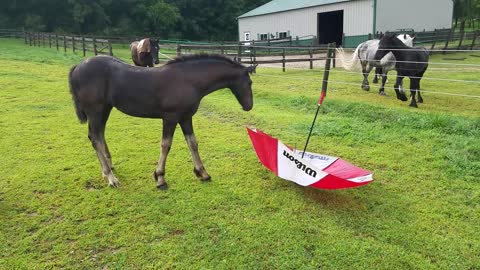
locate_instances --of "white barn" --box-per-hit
[238,0,454,47]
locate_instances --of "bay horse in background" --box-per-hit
[336,34,415,95]
[130,38,160,67]
[69,54,257,189]
[374,33,429,108]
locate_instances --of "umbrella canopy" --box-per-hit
[247,128,373,190]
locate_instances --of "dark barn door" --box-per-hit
[317,10,344,46]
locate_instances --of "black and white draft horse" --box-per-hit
[374,32,429,107]
[69,54,256,189]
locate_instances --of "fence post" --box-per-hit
[24,32,27,44]
[443,28,453,54]
[237,44,242,63]
[82,36,86,56]
[471,31,479,50]
[72,36,75,53]
[252,46,256,65]
[63,35,67,53]
[430,29,437,50]
[33,32,36,47]
[457,30,465,50]
[55,34,59,51]
[108,40,113,56]
[309,49,313,70]
[176,44,182,57]
[282,48,286,72]
[49,34,52,48]
[93,37,97,55]
[332,42,336,68]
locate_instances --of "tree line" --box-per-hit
[1,0,479,41]
[0,0,270,41]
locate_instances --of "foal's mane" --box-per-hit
[166,54,243,67]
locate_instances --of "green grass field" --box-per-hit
[1,38,479,269]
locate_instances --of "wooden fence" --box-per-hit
[24,32,113,56]
[176,43,336,72]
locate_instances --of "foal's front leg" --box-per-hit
[154,120,177,190]
[180,118,211,182]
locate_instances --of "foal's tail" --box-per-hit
[68,65,87,124]
[336,45,360,71]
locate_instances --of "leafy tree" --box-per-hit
[0,0,272,41]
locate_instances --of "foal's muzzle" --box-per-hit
[243,103,253,111]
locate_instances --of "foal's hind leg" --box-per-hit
[180,117,211,182]
[88,112,119,187]
[154,119,177,190]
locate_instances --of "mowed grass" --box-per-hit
[0,38,479,269]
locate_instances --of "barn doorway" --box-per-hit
[317,10,344,46]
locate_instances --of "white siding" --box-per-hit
[376,0,453,32]
[238,0,373,41]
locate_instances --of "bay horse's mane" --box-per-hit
[166,54,243,67]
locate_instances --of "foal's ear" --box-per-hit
[246,64,257,74]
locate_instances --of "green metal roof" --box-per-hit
[238,0,351,18]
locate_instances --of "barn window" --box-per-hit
[259,33,268,41]
[279,32,288,39]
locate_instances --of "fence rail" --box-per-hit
[24,32,113,56]
[176,43,336,72]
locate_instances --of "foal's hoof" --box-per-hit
[362,85,370,91]
[373,78,379,84]
[104,173,120,188]
[194,168,211,182]
[201,175,212,182]
[157,183,168,190]
[379,91,386,96]
[409,103,418,108]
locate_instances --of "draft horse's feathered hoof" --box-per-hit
[362,85,370,91]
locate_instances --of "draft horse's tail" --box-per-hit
[336,45,361,71]
[68,65,87,124]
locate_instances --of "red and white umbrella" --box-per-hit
[248,51,373,189]
[247,128,373,190]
